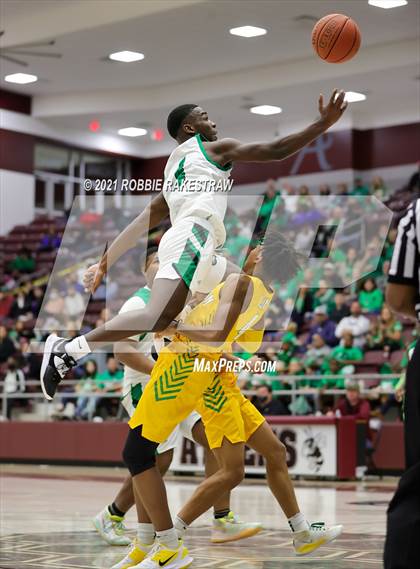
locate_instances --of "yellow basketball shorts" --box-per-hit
[129,348,219,444]
[196,372,265,449]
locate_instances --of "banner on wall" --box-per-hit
[170,423,337,477]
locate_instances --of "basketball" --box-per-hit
[312,13,361,63]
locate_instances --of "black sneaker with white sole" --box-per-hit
[40,333,77,400]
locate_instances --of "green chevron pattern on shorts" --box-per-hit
[203,375,228,413]
[154,351,197,401]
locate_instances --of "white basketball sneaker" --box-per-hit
[130,540,193,568]
[293,521,343,556]
[93,507,132,546]
[211,511,263,543]
[111,538,154,569]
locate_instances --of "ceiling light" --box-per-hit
[229,26,267,38]
[345,91,367,103]
[118,127,148,137]
[109,50,145,62]
[368,0,408,9]
[4,73,38,84]
[250,105,282,115]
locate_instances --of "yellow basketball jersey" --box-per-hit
[176,275,273,354]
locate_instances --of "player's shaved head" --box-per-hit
[167,104,198,139]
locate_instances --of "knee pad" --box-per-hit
[123,426,158,476]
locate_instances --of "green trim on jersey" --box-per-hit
[196,134,232,172]
[174,157,186,188]
[172,223,209,288]
[131,286,151,341]
[131,383,143,408]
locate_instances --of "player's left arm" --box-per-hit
[175,274,252,347]
[208,89,347,165]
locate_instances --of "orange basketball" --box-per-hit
[312,13,361,64]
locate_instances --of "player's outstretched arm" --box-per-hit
[175,274,251,347]
[84,192,169,292]
[209,89,347,165]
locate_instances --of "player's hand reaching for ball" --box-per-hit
[83,262,105,293]
[318,89,348,127]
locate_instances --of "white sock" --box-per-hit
[65,336,91,361]
[174,516,189,539]
[288,512,310,533]
[137,523,155,546]
[155,527,179,550]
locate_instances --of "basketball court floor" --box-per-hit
[0,464,393,568]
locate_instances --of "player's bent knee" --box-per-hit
[265,441,287,467]
[223,464,245,488]
[122,426,158,476]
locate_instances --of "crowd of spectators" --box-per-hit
[0,171,419,425]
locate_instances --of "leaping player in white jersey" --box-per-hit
[40,89,348,398]
[92,247,262,552]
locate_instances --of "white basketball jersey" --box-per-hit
[163,134,232,247]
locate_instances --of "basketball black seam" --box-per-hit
[313,17,336,56]
[334,25,360,64]
[322,17,349,61]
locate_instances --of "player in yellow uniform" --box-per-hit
[113,229,341,569]
[163,233,342,558]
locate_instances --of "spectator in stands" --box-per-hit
[312,280,335,310]
[39,227,61,251]
[20,337,41,380]
[337,182,349,195]
[253,384,289,416]
[0,291,13,319]
[10,291,32,319]
[30,286,45,317]
[294,224,315,250]
[324,262,344,289]
[276,333,297,367]
[351,178,370,196]
[41,289,65,329]
[334,382,371,421]
[330,332,364,364]
[319,184,331,196]
[335,301,370,348]
[283,184,298,213]
[0,326,16,364]
[9,319,34,343]
[75,359,99,420]
[358,277,384,314]
[367,305,403,356]
[2,357,26,419]
[64,286,85,320]
[307,305,338,347]
[371,176,387,200]
[94,356,124,419]
[8,247,36,274]
[304,333,331,370]
[328,292,350,323]
[224,225,249,260]
[256,179,280,233]
[342,247,358,283]
[320,357,348,389]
